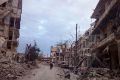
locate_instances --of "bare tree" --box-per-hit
[25,41,40,63]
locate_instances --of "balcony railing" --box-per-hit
[96,33,115,48]
[94,0,117,30]
[0,6,12,19]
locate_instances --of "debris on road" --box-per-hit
[0,54,38,80]
[77,68,120,80]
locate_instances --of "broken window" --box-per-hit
[10,17,14,27]
[9,17,20,29]
[104,33,107,38]
[111,24,117,33]
[9,35,12,40]
[83,41,85,48]
[15,18,20,29]
[7,42,12,49]
[9,31,13,40]
[88,49,90,53]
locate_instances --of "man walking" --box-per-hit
[50,62,53,69]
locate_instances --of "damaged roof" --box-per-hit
[91,0,107,19]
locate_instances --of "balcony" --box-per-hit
[0,7,11,19]
[93,0,117,32]
[9,28,20,38]
[7,40,18,50]
[96,33,115,48]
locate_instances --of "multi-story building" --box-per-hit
[77,27,95,67]
[62,42,72,66]
[91,0,120,69]
[50,46,58,63]
[50,44,65,63]
[51,42,71,65]
[0,0,22,59]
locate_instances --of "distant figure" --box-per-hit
[50,62,53,69]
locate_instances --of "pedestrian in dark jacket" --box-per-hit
[50,62,53,69]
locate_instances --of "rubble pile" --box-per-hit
[0,53,37,80]
[78,68,120,80]
[0,61,28,80]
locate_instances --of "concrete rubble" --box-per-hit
[77,68,120,80]
[50,0,120,80]
[57,68,120,80]
[0,53,37,80]
[0,1,29,80]
[0,62,26,80]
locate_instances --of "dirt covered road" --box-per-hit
[18,64,62,80]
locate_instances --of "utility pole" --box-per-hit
[74,24,78,67]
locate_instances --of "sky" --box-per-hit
[17,0,99,55]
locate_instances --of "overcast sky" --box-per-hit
[17,0,99,55]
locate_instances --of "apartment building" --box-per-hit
[50,46,58,63]
[91,0,120,69]
[77,27,95,67]
[50,42,71,65]
[0,0,22,59]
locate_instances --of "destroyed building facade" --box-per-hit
[50,0,120,70]
[50,46,58,63]
[50,42,70,65]
[77,27,94,67]
[0,0,22,59]
[91,0,120,69]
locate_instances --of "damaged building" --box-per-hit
[50,42,71,66]
[91,0,120,69]
[50,46,58,63]
[0,0,22,59]
[77,27,95,67]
